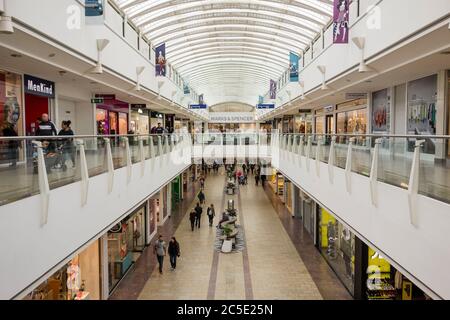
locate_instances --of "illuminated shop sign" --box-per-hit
[24,74,55,98]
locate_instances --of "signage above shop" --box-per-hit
[131,104,147,109]
[24,74,55,98]
[323,105,334,113]
[345,93,368,100]
[299,109,312,113]
[189,104,207,109]
[91,97,104,104]
[257,103,275,109]
[95,94,116,100]
[209,112,255,123]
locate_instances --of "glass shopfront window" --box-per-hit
[0,70,24,164]
[318,208,355,295]
[107,204,146,292]
[407,74,437,154]
[315,116,324,134]
[24,240,101,300]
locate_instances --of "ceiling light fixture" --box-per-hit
[317,65,330,90]
[0,1,13,35]
[352,37,373,73]
[91,39,110,74]
[10,53,21,58]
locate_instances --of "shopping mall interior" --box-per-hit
[0,0,449,305]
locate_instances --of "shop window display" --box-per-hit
[407,74,437,154]
[318,208,355,295]
[107,205,146,291]
[24,241,100,300]
[0,70,24,164]
[366,247,429,300]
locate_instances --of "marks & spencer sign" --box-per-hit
[24,75,55,98]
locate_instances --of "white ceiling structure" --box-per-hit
[113,0,333,107]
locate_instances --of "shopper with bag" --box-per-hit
[189,210,196,231]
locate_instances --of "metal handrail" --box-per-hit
[0,133,185,141]
[279,133,450,139]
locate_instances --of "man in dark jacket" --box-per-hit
[194,203,203,228]
[189,210,196,231]
[36,113,57,137]
[207,204,215,227]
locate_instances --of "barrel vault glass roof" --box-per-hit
[114,0,333,106]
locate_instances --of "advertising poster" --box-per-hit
[85,0,105,25]
[183,83,190,95]
[333,0,349,44]
[270,80,277,100]
[155,43,166,77]
[289,52,299,82]
[258,95,264,105]
[371,89,389,133]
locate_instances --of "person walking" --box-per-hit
[198,190,206,205]
[199,176,205,190]
[58,120,75,168]
[153,235,166,274]
[255,173,260,186]
[194,202,203,228]
[189,210,196,231]
[207,204,215,227]
[168,237,180,270]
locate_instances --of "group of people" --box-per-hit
[153,235,180,274]
[150,122,167,134]
[189,201,215,231]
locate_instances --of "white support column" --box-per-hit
[408,140,425,227]
[33,141,50,226]
[139,137,145,177]
[122,137,132,184]
[149,137,156,171]
[76,139,89,206]
[105,138,114,194]
[306,136,312,172]
[158,136,163,168]
[369,138,383,207]
[298,135,304,168]
[315,137,322,177]
[328,136,336,184]
[345,137,355,193]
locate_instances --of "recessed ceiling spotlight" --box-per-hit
[90,81,98,85]
[49,53,56,58]
[365,80,372,83]
[10,53,22,58]
[346,79,351,82]
[440,51,450,55]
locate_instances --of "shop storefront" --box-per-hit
[23,74,56,136]
[171,175,182,207]
[147,197,158,245]
[130,104,149,135]
[24,240,101,300]
[318,208,356,296]
[336,99,368,135]
[95,95,129,135]
[284,178,292,213]
[165,114,175,133]
[0,69,24,164]
[282,115,294,133]
[150,111,164,133]
[107,204,146,292]
[371,88,391,134]
[295,113,313,134]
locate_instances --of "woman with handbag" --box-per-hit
[168,237,180,271]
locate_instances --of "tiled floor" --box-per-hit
[111,167,352,300]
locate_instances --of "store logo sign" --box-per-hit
[24,75,55,98]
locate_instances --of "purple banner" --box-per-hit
[270,80,276,100]
[155,43,166,77]
[333,0,349,44]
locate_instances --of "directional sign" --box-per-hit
[257,103,275,109]
[189,104,207,109]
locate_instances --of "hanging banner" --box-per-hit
[270,80,277,100]
[333,0,349,44]
[155,43,166,77]
[183,83,190,95]
[85,0,105,25]
[258,95,264,105]
[372,89,389,133]
[289,52,299,82]
[199,94,204,105]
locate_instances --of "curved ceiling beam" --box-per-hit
[148,18,312,46]
[142,11,318,37]
[166,42,289,61]
[190,77,269,87]
[186,64,279,82]
[190,70,272,80]
[178,61,282,78]
[175,52,288,70]
[158,26,309,49]
[168,36,298,55]
[124,0,332,21]
[169,46,288,66]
